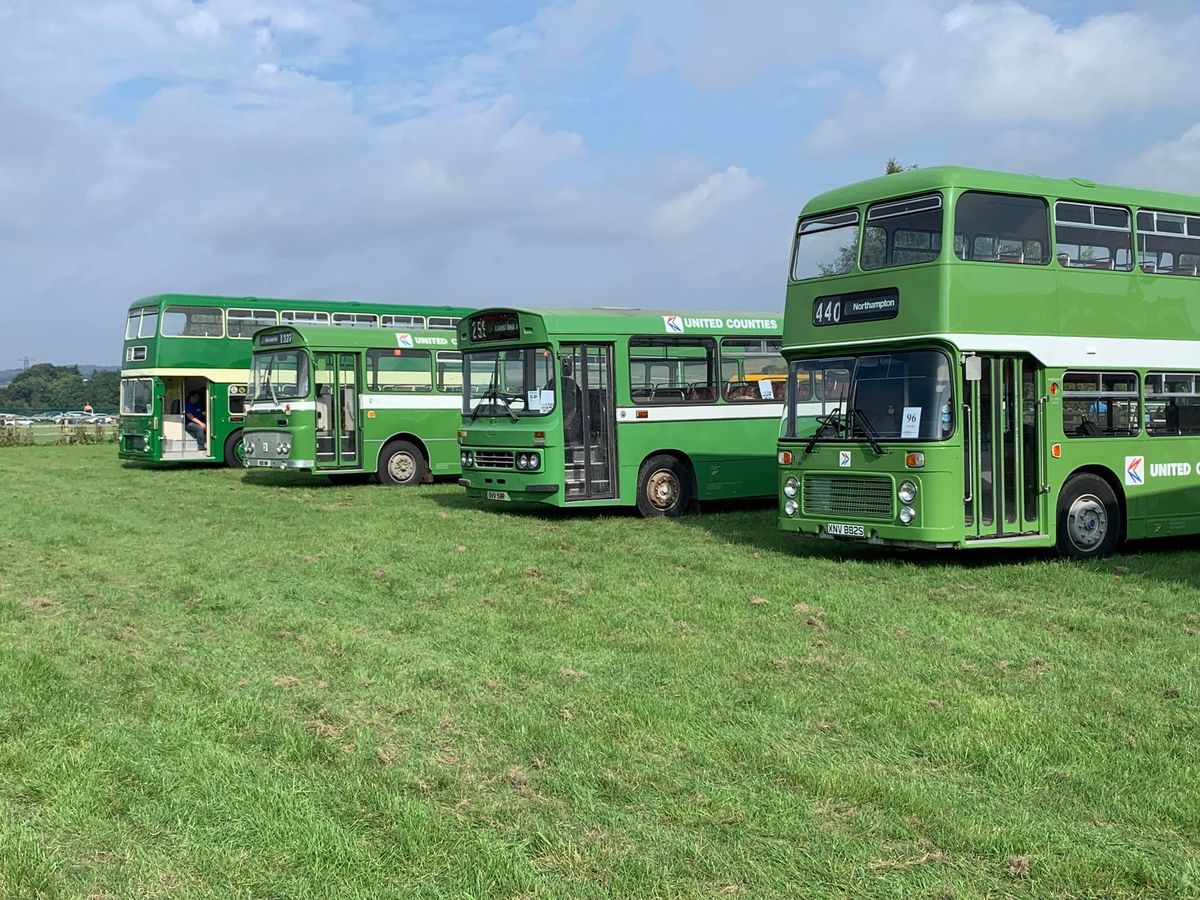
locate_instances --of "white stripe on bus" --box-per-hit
[789,332,1200,369]
[120,367,249,381]
[246,401,317,412]
[359,394,463,410]
[616,403,784,422]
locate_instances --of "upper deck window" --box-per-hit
[227,308,279,338]
[954,192,1049,265]
[381,314,425,328]
[281,310,329,325]
[792,209,860,281]
[428,316,460,330]
[125,308,158,340]
[1136,210,1200,275]
[332,312,378,328]
[1054,202,1132,271]
[161,305,223,338]
[861,194,944,271]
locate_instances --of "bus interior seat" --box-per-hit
[652,385,685,403]
[1165,403,1180,433]
[689,384,715,402]
[1076,419,1100,437]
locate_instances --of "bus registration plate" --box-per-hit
[486,490,510,501]
[826,523,865,537]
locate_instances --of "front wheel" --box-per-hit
[1056,473,1121,559]
[223,430,245,468]
[377,440,427,486]
[636,454,692,518]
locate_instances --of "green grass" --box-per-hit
[1,445,1198,898]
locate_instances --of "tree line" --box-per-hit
[0,364,120,410]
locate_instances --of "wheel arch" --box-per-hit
[640,448,698,495]
[1063,464,1127,540]
[380,433,431,482]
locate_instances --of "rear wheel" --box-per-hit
[223,430,245,468]
[377,440,427,486]
[636,454,692,518]
[1056,473,1121,559]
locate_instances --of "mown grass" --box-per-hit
[0,445,1198,898]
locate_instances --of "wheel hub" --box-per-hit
[389,452,416,482]
[1066,493,1107,549]
[647,469,679,510]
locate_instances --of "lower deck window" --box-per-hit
[1062,371,1139,437]
[1145,372,1200,435]
[121,378,153,415]
[368,348,432,392]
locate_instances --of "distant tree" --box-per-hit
[0,363,116,410]
[886,158,919,174]
[84,370,120,409]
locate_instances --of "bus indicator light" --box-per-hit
[636,410,648,419]
[1050,382,1058,395]
[905,452,924,468]
[778,451,793,465]
[1051,443,1062,458]
[367,410,376,418]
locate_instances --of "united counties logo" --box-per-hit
[663,315,684,334]
[1125,455,1145,486]
[395,332,414,348]
[838,450,852,468]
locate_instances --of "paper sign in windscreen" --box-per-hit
[900,406,922,439]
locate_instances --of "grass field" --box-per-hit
[1,445,1198,898]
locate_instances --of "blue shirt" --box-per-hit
[185,400,205,424]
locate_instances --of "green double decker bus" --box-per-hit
[778,166,1200,558]
[457,307,783,516]
[242,325,464,484]
[118,294,469,467]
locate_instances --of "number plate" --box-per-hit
[826,523,865,537]
[485,490,510,501]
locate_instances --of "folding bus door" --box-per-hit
[560,343,616,501]
[313,352,362,470]
[963,355,1044,539]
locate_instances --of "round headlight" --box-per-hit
[516,454,528,469]
[528,452,540,469]
[899,505,915,525]
[784,476,799,498]
[898,480,917,503]
[784,498,798,516]
[461,451,470,467]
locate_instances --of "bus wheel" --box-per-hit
[223,430,246,468]
[1056,473,1121,559]
[378,440,426,486]
[637,454,691,518]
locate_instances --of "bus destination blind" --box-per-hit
[812,288,899,327]
[468,312,521,342]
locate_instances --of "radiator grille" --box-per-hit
[803,474,893,520]
[474,450,515,469]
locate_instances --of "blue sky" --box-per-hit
[3,0,1200,362]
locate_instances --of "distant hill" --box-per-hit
[0,364,118,387]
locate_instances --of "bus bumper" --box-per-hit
[246,458,315,471]
[458,473,560,501]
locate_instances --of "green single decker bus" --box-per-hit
[241,325,464,484]
[778,166,1200,558]
[118,294,469,467]
[456,307,784,516]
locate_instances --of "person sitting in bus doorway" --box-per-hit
[184,390,207,450]
[557,359,583,443]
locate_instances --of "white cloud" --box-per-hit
[1114,123,1200,192]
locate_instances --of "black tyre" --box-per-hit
[636,454,692,518]
[223,429,245,468]
[1056,473,1121,559]
[377,440,427,486]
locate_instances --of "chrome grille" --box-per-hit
[803,474,893,520]
[474,450,515,469]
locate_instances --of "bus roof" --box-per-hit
[462,306,782,338]
[800,166,1200,219]
[253,324,458,350]
[127,293,473,316]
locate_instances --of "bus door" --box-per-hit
[560,343,616,501]
[313,352,361,469]
[963,355,1044,539]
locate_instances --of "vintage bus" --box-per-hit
[778,166,1200,558]
[456,307,784,516]
[118,294,469,467]
[241,325,464,484]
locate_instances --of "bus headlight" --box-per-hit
[899,505,915,525]
[516,453,528,469]
[783,476,799,499]
[784,499,798,516]
[898,480,917,503]
[461,450,474,467]
[528,452,540,469]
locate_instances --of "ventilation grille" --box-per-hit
[803,474,893,520]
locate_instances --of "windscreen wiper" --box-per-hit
[803,406,842,455]
[850,407,884,455]
[264,356,278,406]
[470,362,518,422]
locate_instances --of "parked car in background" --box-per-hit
[91,415,113,425]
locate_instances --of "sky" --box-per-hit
[4,0,1200,364]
